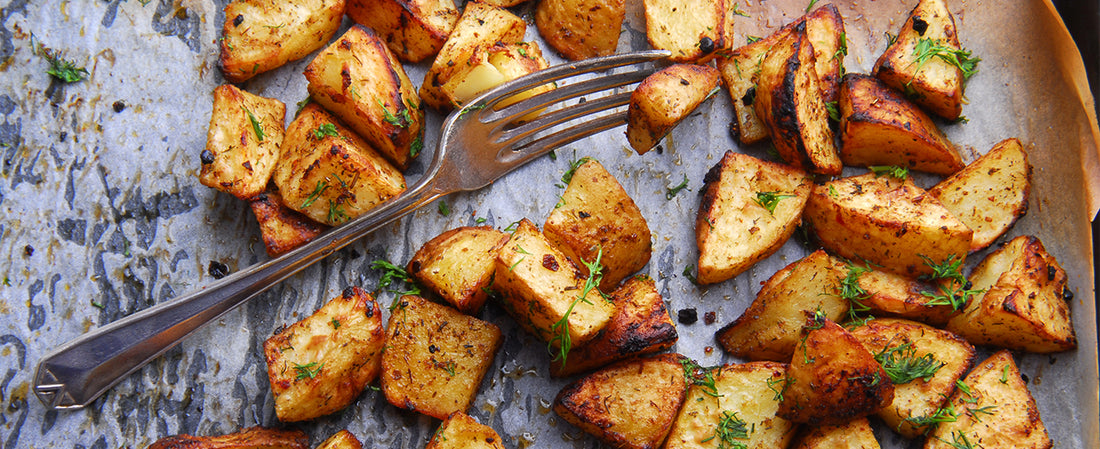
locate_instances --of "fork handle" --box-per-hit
[34,181,446,409]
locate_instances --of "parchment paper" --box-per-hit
[0,0,1096,447]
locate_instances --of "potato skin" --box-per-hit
[147,426,309,449]
[220,0,344,83]
[249,189,329,257]
[536,0,624,60]
[201,85,286,200]
[853,267,955,326]
[346,0,458,63]
[626,64,721,154]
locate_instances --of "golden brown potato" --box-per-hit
[716,31,788,145]
[147,426,309,449]
[643,0,725,62]
[778,316,894,426]
[790,417,880,449]
[201,85,286,200]
[839,73,964,175]
[426,412,507,449]
[626,64,721,154]
[715,250,849,361]
[272,104,406,226]
[695,151,813,285]
[873,0,974,120]
[946,236,1077,353]
[803,173,973,278]
[848,265,955,326]
[381,295,502,419]
[249,189,329,257]
[440,42,552,109]
[803,4,846,104]
[315,430,362,449]
[407,226,509,315]
[304,25,423,169]
[550,275,678,377]
[554,353,688,449]
[345,0,458,63]
[929,138,1031,251]
[219,0,344,83]
[664,361,798,449]
[924,351,1052,449]
[544,158,652,291]
[535,0,625,60]
[263,287,385,422]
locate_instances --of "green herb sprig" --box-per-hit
[293,361,323,380]
[873,342,945,384]
[753,191,795,215]
[244,107,265,142]
[312,123,339,139]
[666,175,690,200]
[32,35,89,83]
[548,247,606,366]
[701,411,750,449]
[912,38,981,80]
[371,260,422,301]
[680,358,721,398]
[869,165,909,179]
[919,255,983,310]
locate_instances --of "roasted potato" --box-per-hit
[664,361,798,449]
[263,287,385,422]
[695,151,813,285]
[554,353,687,449]
[715,250,848,361]
[803,4,846,104]
[838,73,964,175]
[790,417,880,449]
[219,0,344,83]
[643,0,725,62]
[201,84,286,200]
[381,295,503,419]
[544,158,652,291]
[407,226,509,315]
[316,430,362,449]
[803,173,972,278]
[716,31,788,145]
[345,0,458,63]
[929,138,1031,251]
[924,351,1052,449]
[440,41,552,109]
[304,25,423,169]
[848,264,956,326]
[272,104,406,226]
[946,236,1077,352]
[873,0,973,120]
[426,412,507,449]
[626,64,721,154]
[148,426,309,449]
[535,0,625,60]
[249,189,328,257]
[550,275,678,377]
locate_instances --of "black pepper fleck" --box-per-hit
[112,100,126,113]
[23,245,34,257]
[208,261,230,279]
[233,14,244,27]
[678,308,698,325]
[200,149,216,165]
[698,36,715,54]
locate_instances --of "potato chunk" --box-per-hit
[626,64,721,154]
[249,189,329,257]
[408,226,509,315]
[790,417,880,449]
[304,25,423,169]
[346,0,458,63]
[839,73,964,175]
[263,287,385,422]
[545,158,652,291]
[847,264,955,326]
[929,138,1031,251]
[381,295,502,419]
[554,353,688,449]
[201,85,286,200]
[219,0,344,83]
[536,0,625,60]
[946,236,1076,352]
[802,4,846,104]
[643,0,725,62]
[425,412,507,449]
[440,42,552,109]
[272,104,406,226]
[316,430,362,449]
[148,426,309,449]
[695,151,813,285]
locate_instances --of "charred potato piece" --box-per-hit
[803,173,972,278]
[249,189,329,257]
[847,264,955,326]
[201,85,286,200]
[803,4,846,103]
[407,226,509,315]
[626,64,721,154]
[839,73,963,175]
[925,351,1052,449]
[273,104,406,226]
[304,25,423,169]
[148,426,309,449]
[929,138,1031,251]
[790,417,880,449]
[550,275,677,377]
[381,295,503,419]
[219,0,344,83]
[426,412,507,449]
[544,158,652,291]
[665,361,798,449]
[440,42,552,109]
[535,0,625,60]
[346,0,458,63]
[643,0,725,62]
[946,236,1076,352]
[554,353,688,449]
[263,287,385,422]
[849,318,977,438]
[316,430,362,449]
[716,250,848,361]
[695,151,813,285]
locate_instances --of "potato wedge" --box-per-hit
[346,0,458,63]
[716,31,788,145]
[263,287,385,422]
[536,0,625,60]
[554,353,687,449]
[304,25,423,169]
[790,417,880,449]
[695,151,813,285]
[847,264,956,326]
[426,412,507,449]
[249,189,329,257]
[803,173,972,278]
[201,85,286,200]
[219,0,344,83]
[839,73,964,175]
[924,351,1052,449]
[803,4,847,104]
[316,430,362,449]
[929,138,1031,251]
[408,226,509,315]
[626,64,721,154]
[440,42,552,109]
[946,235,1077,352]
[643,0,725,62]
[148,426,309,449]
[381,295,503,419]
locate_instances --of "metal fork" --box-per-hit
[33,50,670,410]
